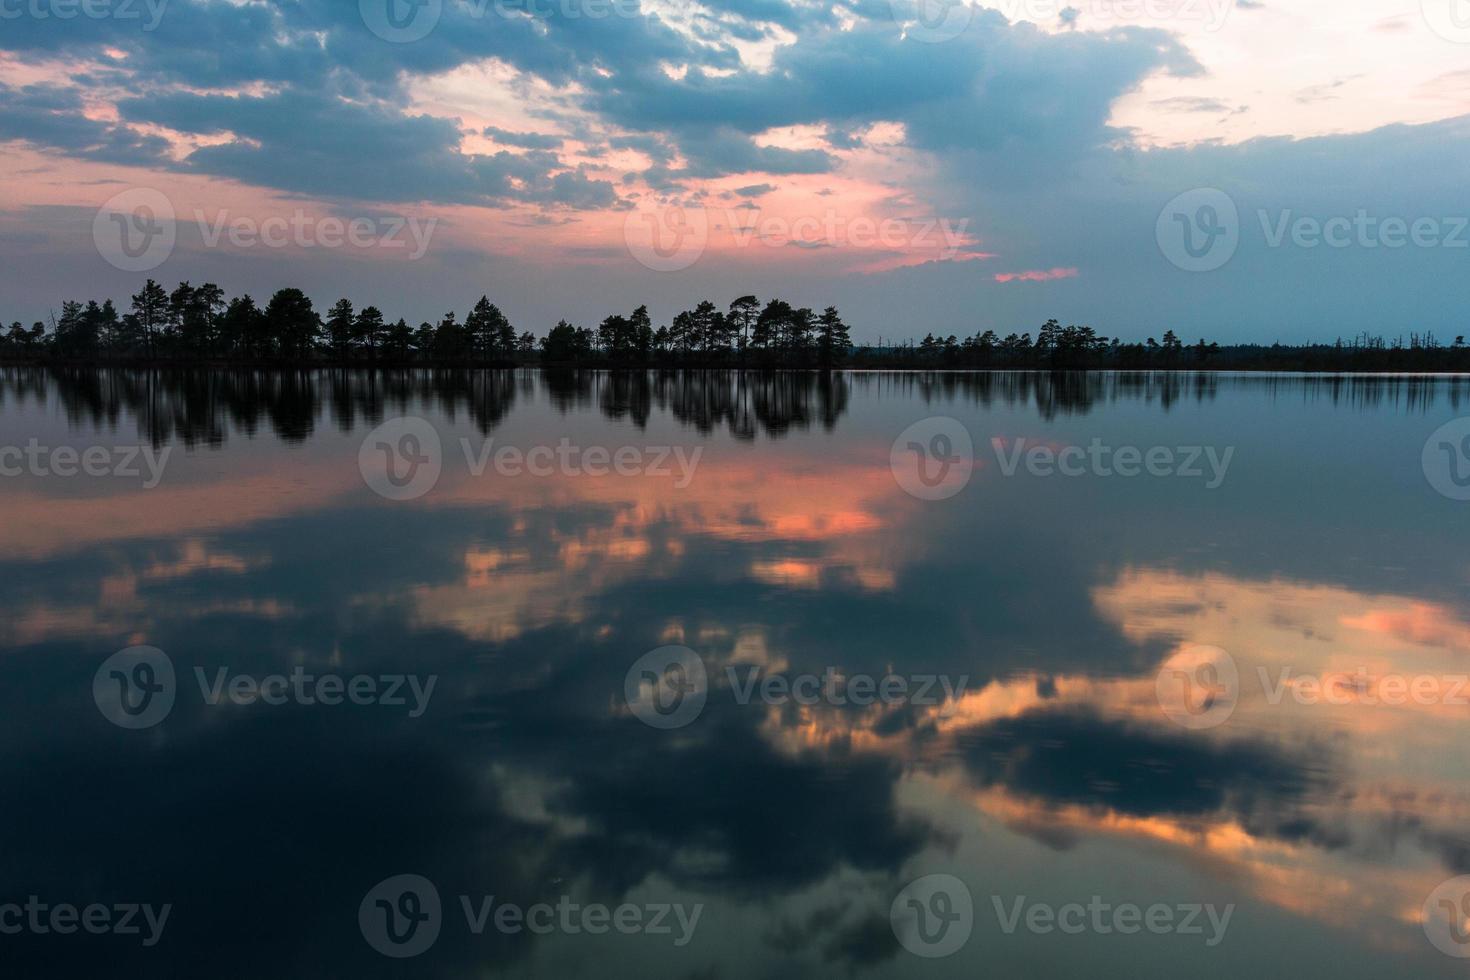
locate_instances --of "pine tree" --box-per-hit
[817,306,850,365]
[130,279,169,357]
[325,298,356,361]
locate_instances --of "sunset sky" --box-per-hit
[2,0,1468,342]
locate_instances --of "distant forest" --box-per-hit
[5,278,1470,372]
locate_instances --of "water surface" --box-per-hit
[3,368,1469,977]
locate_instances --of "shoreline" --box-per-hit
[6,358,1470,376]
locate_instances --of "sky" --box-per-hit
[0,0,1468,343]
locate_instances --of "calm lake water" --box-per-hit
[3,368,1470,977]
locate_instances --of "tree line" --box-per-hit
[3,280,852,367]
[861,324,1470,371]
[6,279,1467,371]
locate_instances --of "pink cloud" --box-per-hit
[994,267,1079,283]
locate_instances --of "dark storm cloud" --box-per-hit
[0,0,1193,198]
[109,87,619,207]
[0,82,170,165]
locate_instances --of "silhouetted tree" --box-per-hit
[130,279,169,357]
[817,306,850,365]
[729,295,759,354]
[355,306,386,358]
[384,318,413,359]
[540,320,594,362]
[466,296,512,360]
[325,298,356,360]
[264,288,320,358]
